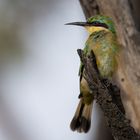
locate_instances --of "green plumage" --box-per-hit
[68,15,120,133]
[84,30,119,78]
[87,15,116,33]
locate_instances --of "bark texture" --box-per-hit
[79,0,140,136]
[77,49,140,140]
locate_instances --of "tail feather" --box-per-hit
[81,103,93,132]
[70,99,93,133]
[70,99,84,131]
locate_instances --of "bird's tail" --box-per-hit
[70,99,93,133]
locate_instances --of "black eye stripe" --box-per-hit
[87,21,108,29]
[93,21,99,24]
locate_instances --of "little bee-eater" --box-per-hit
[66,15,120,133]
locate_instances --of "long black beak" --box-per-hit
[65,22,90,26]
[65,21,109,29]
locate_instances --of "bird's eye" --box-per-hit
[93,21,100,25]
[92,21,108,29]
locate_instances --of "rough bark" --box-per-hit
[79,0,140,137]
[77,49,140,140]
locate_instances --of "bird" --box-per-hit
[66,15,120,133]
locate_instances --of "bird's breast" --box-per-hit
[86,31,119,78]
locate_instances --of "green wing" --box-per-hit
[79,45,89,80]
[87,30,120,78]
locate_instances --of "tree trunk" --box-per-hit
[79,0,140,136]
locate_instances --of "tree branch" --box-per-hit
[77,49,140,140]
[79,0,140,134]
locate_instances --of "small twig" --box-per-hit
[77,49,140,140]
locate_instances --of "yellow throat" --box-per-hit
[85,26,108,34]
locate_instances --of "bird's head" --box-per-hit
[66,15,116,34]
